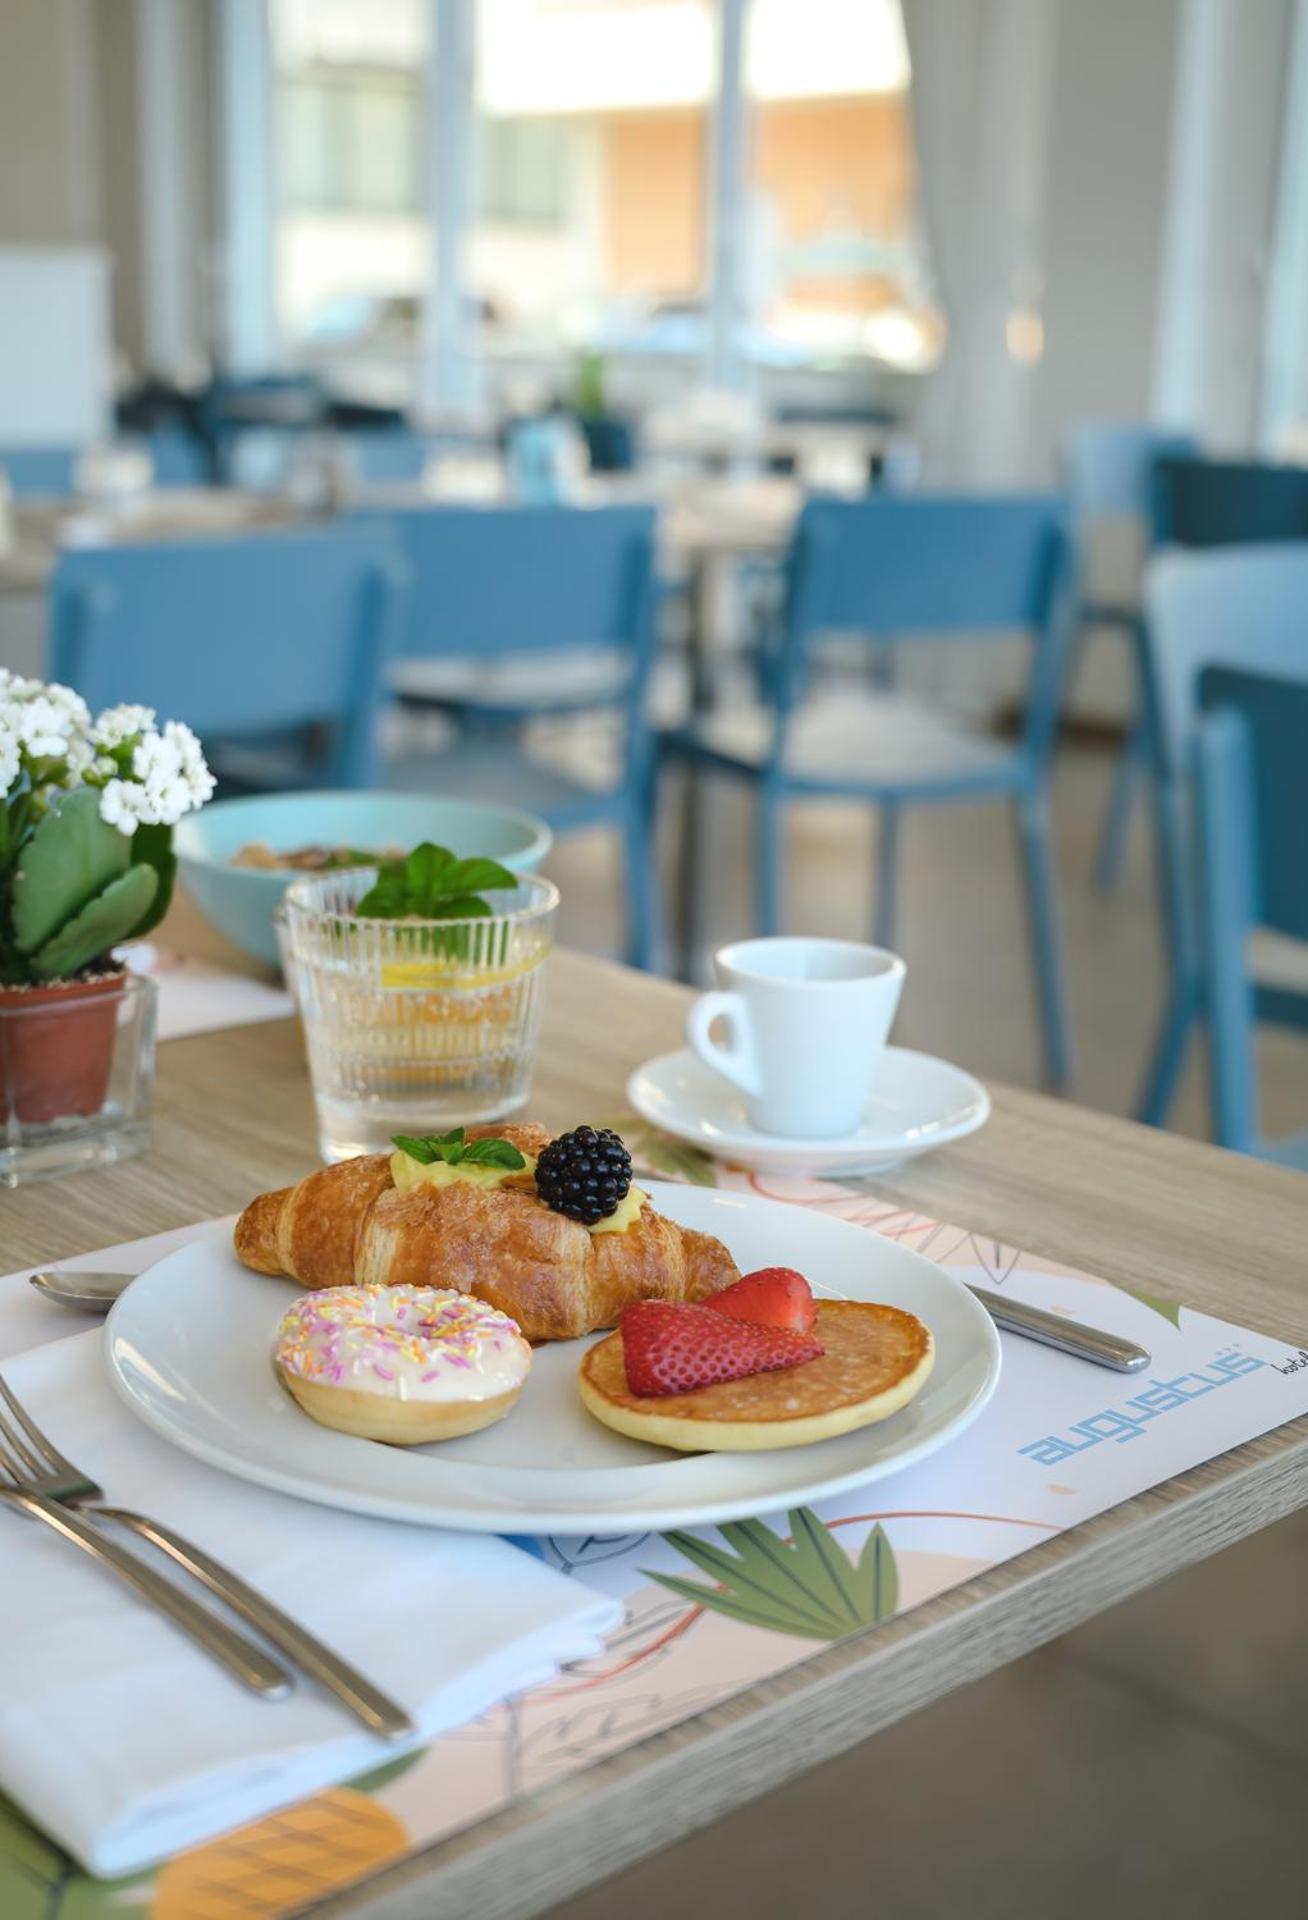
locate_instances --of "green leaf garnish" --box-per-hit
[391,1128,526,1171]
[357,842,517,921]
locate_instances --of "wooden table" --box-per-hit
[9,925,1308,1920]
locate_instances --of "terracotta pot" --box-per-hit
[0,967,126,1126]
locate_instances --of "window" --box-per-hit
[743,0,939,372]
[470,0,712,381]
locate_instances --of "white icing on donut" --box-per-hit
[274,1285,532,1404]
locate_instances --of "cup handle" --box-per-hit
[686,991,761,1098]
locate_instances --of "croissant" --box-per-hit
[234,1122,739,1341]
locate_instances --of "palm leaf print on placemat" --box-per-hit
[649,1509,899,1640]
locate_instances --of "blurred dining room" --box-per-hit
[1,0,1307,1916]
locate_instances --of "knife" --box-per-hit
[968,1283,1151,1372]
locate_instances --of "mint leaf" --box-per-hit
[392,1134,438,1164]
[352,843,514,923]
[392,1127,470,1165]
[442,856,517,896]
[461,1137,527,1170]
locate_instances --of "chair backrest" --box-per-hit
[49,525,406,786]
[0,445,80,497]
[350,501,658,664]
[1198,667,1308,943]
[1151,455,1308,548]
[1062,422,1198,521]
[787,494,1069,637]
[1144,545,1308,781]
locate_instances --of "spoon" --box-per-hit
[29,1270,134,1313]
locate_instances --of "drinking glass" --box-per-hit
[279,869,559,1162]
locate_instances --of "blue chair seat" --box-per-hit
[671,691,1019,799]
[390,648,630,721]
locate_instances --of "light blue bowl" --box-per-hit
[175,791,553,968]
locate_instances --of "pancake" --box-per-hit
[577,1298,933,1452]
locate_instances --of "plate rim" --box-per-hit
[105,1186,1002,1533]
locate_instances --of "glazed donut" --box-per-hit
[273,1285,532,1444]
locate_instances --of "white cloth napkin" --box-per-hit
[0,1331,620,1878]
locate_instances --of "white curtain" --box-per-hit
[900,0,1057,485]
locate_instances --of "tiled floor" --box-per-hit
[542,739,1308,1920]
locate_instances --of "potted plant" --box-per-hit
[0,671,214,1126]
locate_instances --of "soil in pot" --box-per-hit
[0,967,126,1127]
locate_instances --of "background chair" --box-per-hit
[1193,670,1308,1167]
[358,501,661,968]
[1136,545,1308,1129]
[1152,453,1308,546]
[668,494,1076,1087]
[1060,421,1198,888]
[49,526,406,790]
[0,445,80,496]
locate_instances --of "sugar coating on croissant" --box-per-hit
[233,1122,739,1341]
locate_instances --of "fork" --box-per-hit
[0,1372,416,1741]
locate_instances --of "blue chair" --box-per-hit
[668,494,1077,1088]
[1137,545,1308,1129]
[1061,422,1198,889]
[0,445,80,496]
[1152,454,1308,547]
[142,429,213,489]
[359,502,662,969]
[48,526,407,789]
[1194,670,1308,1167]
[339,428,440,488]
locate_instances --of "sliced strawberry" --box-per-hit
[707,1266,817,1335]
[620,1300,823,1398]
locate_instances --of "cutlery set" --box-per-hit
[0,1366,414,1740]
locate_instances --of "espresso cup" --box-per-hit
[686,937,905,1138]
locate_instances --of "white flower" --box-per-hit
[98,777,153,835]
[42,682,91,730]
[0,668,41,701]
[14,695,81,759]
[163,719,215,807]
[93,702,156,749]
[0,727,19,799]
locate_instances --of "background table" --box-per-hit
[8,909,1308,1919]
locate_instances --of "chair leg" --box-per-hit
[756,783,784,936]
[1135,774,1196,1128]
[1093,723,1144,890]
[873,804,899,950]
[1013,795,1075,1092]
[674,758,708,982]
[622,792,660,975]
[1136,974,1200,1129]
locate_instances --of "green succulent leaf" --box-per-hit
[10,788,131,955]
[30,864,159,979]
[125,820,176,940]
[648,1509,902,1642]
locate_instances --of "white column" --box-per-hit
[135,0,203,376]
[1259,0,1308,446]
[419,0,478,416]
[212,0,277,373]
[1151,0,1294,446]
[705,0,750,392]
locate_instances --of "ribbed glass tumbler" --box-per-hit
[279,869,559,1162]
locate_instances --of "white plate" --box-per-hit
[627,1048,991,1176]
[106,1183,1000,1534]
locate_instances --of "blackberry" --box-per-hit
[535,1125,633,1226]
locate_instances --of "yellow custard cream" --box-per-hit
[388,1149,646,1231]
[590,1185,648,1235]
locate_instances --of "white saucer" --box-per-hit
[626,1047,990,1177]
